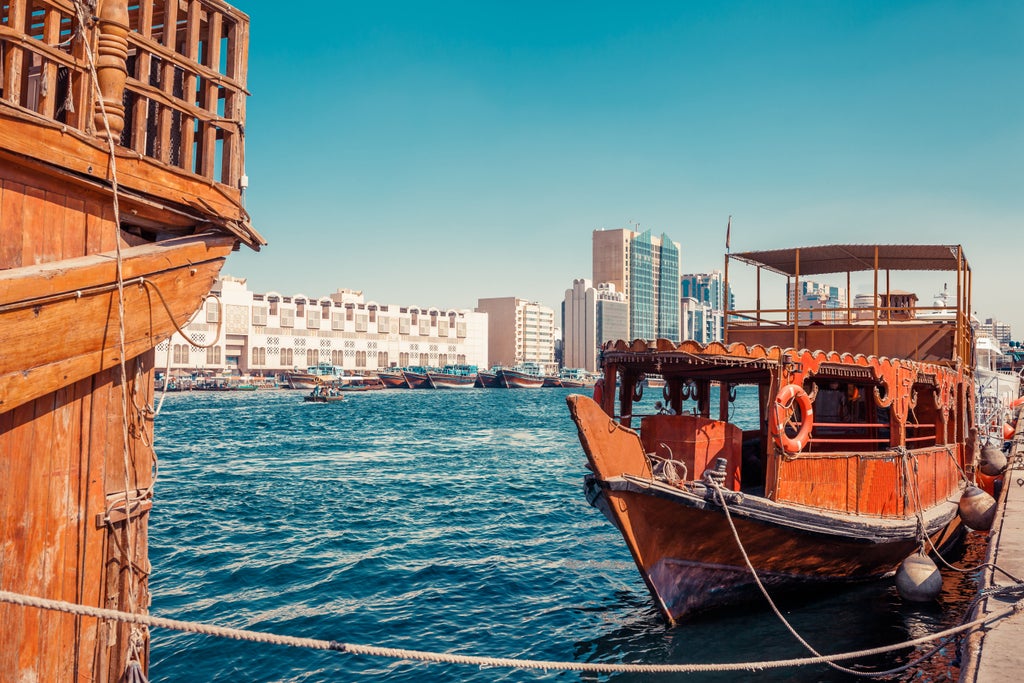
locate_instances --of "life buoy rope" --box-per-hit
[770,383,814,454]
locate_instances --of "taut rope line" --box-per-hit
[0,589,1021,675]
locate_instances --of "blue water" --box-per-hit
[148,387,983,682]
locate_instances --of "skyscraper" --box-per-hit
[680,270,733,342]
[562,279,628,372]
[593,227,681,342]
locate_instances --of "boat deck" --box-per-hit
[959,407,1024,682]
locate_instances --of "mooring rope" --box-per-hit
[0,589,1021,675]
[709,479,955,677]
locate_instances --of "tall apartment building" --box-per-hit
[680,271,733,343]
[787,280,847,323]
[476,297,557,374]
[593,227,681,342]
[161,276,488,375]
[562,279,628,372]
[984,317,1012,345]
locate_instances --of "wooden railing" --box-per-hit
[1,0,248,189]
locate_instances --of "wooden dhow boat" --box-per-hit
[0,0,263,679]
[568,244,980,624]
[426,364,478,389]
[496,366,545,388]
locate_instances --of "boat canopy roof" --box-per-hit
[730,244,969,277]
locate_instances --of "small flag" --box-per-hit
[725,216,731,251]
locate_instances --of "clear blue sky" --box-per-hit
[224,1,1023,334]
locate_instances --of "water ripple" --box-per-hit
[149,387,980,682]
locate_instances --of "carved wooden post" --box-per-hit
[92,0,129,138]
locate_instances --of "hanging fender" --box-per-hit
[770,383,814,454]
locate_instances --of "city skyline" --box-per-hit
[223,1,1022,334]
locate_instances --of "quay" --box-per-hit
[960,407,1024,682]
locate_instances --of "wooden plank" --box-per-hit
[63,196,87,258]
[84,196,111,254]
[14,399,45,675]
[57,378,85,679]
[35,385,62,680]
[2,0,28,105]
[0,179,26,268]
[0,110,248,222]
[197,11,222,178]
[0,232,234,305]
[178,0,202,173]
[41,188,67,262]
[0,399,19,675]
[0,250,230,412]
[130,0,156,156]
[156,0,179,166]
[19,184,46,265]
[37,7,63,118]
[77,372,105,682]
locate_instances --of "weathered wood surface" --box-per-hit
[0,0,262,248]
[1,1,257,678]
[0,234,234,412]
[0,356,156,679]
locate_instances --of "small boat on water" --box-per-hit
[402,367,432,389]
[337,374,386,391]
[286,363,342,390]
[496,364,546,388]
[543,376,564,388]
[568,244,982,624]
[559,368,598,388]
[426,365,479,389]
[475,370,502,388]
[304,389,345,403]
[378,369,411,389]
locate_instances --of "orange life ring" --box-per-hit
[770,383,814,454]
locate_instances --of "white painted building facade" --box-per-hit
[160,276,488,376]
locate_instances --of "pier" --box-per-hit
[960,408,1024,682]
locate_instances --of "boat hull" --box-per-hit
[585,473,962,621]
[403,370,431,389]
[304,394,345,402]
[496,369,545,388]
[475,371,501,388]
[426,371,477,389]
[378,371,410,389]
[567,392,966,623]
[0,235,235,677]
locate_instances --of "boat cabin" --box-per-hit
[593,244,975,513]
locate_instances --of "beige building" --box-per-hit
[476,297,557,374]
[562,279,628,372]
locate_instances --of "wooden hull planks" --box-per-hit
[0,235,236,413]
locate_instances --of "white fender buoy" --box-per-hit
[980,443,1007,476]
[959,484,996,531]
[895,552,942,602]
